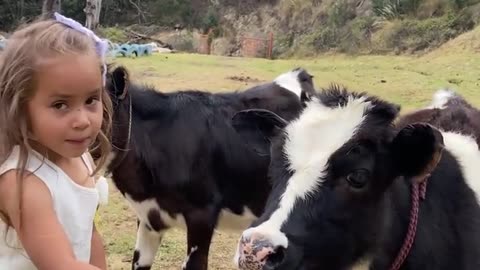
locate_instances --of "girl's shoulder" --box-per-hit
[0,146,58,193]
[0,166,55,231]
[0,146,59,222]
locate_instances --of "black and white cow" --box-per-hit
[232,85,480,270]
[103,66,316,270]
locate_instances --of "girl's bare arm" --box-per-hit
[90,222,107,269]
[0,171,102,270]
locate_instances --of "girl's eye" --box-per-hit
[86,96,100,106]
[52,102,67,110]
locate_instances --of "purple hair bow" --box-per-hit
[54,12,108,86]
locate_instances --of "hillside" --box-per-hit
[97,0,480,58]
[428,22,480,54]
[211,0,480,57]
[3,0,480,57]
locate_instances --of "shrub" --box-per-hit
[99,27,128,43]
[373,10,475,53]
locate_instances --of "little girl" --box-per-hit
[0,13,111,270]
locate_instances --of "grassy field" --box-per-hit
[97,46,480,269]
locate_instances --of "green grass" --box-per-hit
[99,49,480,269]
[109,51,480,113]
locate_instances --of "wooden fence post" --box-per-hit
[268,32,274,59]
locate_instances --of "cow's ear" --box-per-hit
[390,123,444,182]
[232,109,288,156]
[107,66,129,100]
[298,69,316,107]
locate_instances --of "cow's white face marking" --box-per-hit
[238,96,370,254]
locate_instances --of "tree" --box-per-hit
[84,0,102,29]
[42,0,61,19]
[19,0,25,19]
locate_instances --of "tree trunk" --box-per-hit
[84,0,102,29]
[57,0,62,13]
[129,0,146,23]
[19,0,24,18]
[94,0,102,28]
[42,0,61,19]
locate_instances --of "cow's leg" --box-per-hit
[182,206,219,270]
[132,218,167,270]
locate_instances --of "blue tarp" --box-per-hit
[108,42,153,58]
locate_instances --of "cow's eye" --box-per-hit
[346,169,370,189]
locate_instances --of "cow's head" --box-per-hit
[240,68,316,122]
[272,67,316,103]
[234,68,316,157]
[232,85,444,270]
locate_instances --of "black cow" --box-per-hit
[232,85,480,270]
[103,65,316,270]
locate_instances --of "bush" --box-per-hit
[201,6,219,34]
[348,16,379,51]
[373,10,475,53]
[373,0,480,19]
[288,5,475,56]
[98,27,128,43]
[166,31,195,52]
[285,1,357,55]
[303,16,378,54]
[272,32,295,58]
[373,0,403,19]
[327,0,356,27]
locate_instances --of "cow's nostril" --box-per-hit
[264,246,286,269]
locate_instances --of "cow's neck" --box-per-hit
[109,95,133,174]
[369,179,421,269]
[215,92,252,111]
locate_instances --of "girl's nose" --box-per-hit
[72,108,90,129]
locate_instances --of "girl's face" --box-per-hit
[27,52,103,160]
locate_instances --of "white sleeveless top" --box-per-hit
[0,146,109,270]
